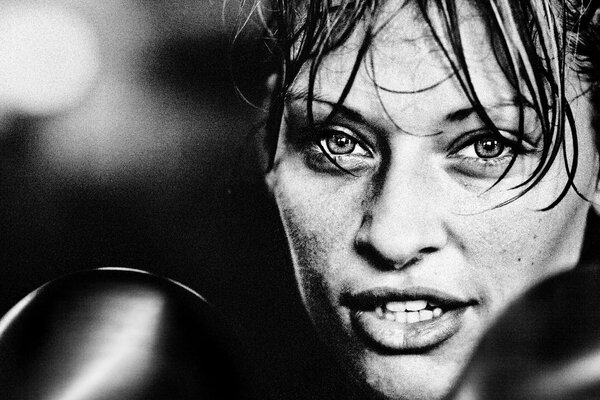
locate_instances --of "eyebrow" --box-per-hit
[445,99,536,123]
[285,88,370,125]
[287,87,535,126]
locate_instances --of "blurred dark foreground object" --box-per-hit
[0,268,247,400]
[453,263,600,400]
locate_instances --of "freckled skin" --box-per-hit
[266,3,600,400]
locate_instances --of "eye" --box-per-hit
[445,129,539,182]
[324,132,357,154]
[454,132,514,161]
[473,137,506,158]
[301,126,375,174]
[319,128,370,157]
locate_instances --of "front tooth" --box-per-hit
[405,300,427,311]
[386,301,406,312]
[384,312,395,321]
[419,310,433,321]
[395,312,407,323]
[406,311,420,323]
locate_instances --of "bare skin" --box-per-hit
[266,3,600,399]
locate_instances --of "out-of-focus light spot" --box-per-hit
[0,3,100,116]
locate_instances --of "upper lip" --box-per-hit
[340,286,478,311]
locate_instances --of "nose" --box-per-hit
[354,157,449,270]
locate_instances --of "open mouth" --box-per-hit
[375,300,443,323]
[342,287,476,353]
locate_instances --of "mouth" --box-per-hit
[341,287,477,353]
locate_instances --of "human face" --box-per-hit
[266,2,600,400]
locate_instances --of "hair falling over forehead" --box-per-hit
[244,0,600,209]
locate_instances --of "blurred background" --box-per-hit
[0,0,352,398]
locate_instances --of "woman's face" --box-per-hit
[266,3,600,400]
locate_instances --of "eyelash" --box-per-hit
[449,130,530,163]
[303,126,374,173]
[446,129,543,182]
[301,125,536,179]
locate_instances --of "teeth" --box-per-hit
[376,302,445,323]
[395,312,407,323]
[406,311,420,323]
[419,309,433,321]
[385,301,406,312]
[405,300,427,311]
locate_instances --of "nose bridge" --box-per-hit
[356,150,448,267]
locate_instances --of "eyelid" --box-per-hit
[316,125,375,153]
[284,97,379,142]
[318,125,356,138]
[447,128,537,155]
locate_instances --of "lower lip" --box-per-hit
[350,307,469,353]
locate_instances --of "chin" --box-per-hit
[328,329,473,400]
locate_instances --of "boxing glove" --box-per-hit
[452,263,600,400]
[0,268,246,400]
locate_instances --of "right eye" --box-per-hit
[299,126,375,174]
[320,128,370,157]
[324,132,356,154]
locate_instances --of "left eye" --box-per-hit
[473,137,505,158]
[457,135,514,160]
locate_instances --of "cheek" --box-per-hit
[270,168,365,304]
[459,189,588,305]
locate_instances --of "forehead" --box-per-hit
[288,1,515,132]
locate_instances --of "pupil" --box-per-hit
[475,138,503,158]
[327,133,355,155]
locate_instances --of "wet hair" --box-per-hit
[244,0,600,209]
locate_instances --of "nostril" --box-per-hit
[355,239,426,271]
[354,235,442,272]
[354,239,396,271]
[354,204,448,270]
[421,247,438,255]
[394,255,422,270]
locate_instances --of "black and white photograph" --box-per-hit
[1,0,600,399]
